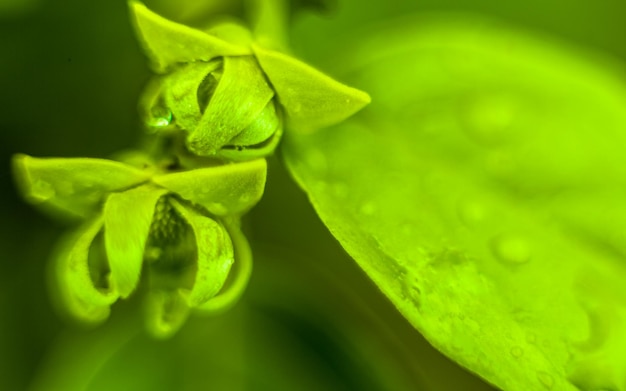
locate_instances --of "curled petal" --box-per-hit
[253,44,371,133]
[194,217,252,315]
[152,159,267,216]
[218,99,283,161]
[12,154,150,219]
[144,289,190,339]
[104,185,168,298]
[161,60,222,132]
[171,200,234,307]
[187,56,275,155]
[129,1,251,73]
[52,216,118,323]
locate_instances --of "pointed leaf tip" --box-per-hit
[129,1,251,72]
[12,154,150,219]
[253,45,371,134]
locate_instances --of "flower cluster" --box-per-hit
[12,1,370,338]
[13,153,265,337]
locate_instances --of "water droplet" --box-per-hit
[462,94,516,146]
[457,200,486,227]
[510,346,523,358]
[32,179,55,201]
[146,106,172,129]
[526,333,537,344]
[305,149,327,172]
[537,371,554,389]
[360,201,376,216]
[332,182,349,199]
[491,235,531,265]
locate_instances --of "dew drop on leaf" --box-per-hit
[510,346,524,358]
[490,234,531,265]
[32,179,56,201]
[331,182,349,199]
[461,93,517,146]
[359,201,376,216]
[146,106,173,129]
[305,149,327,172]
[457,200,486,228]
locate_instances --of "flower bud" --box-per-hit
[140,55,283,160]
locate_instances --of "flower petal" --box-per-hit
[194,218,252,315]
[144,290,190,339]
[187,56,275,155]
[53,215,118,323]
[104,185,168,298]
[171,200,234,307]
[253,44,371,133]
[129,1,251,73]
[161,60,222,132]
[12,154,150,219]
[152,159,267,216]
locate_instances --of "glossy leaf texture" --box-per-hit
[284,15,626,391]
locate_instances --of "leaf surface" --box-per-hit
[284,15,626,391]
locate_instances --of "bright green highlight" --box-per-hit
[284,15,626,391]
[13,153,266,338]
[130,2,370,159]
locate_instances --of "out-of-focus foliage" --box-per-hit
[2,0,626,390]
[285,14,626,390]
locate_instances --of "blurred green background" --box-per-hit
[1,0,625,390]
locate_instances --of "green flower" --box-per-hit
[130,1,371,160]
[12,153,266,338]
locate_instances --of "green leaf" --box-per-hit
[171,200,234,307]
[12,154,150,219]
[104,185,168,298]
[129,1,251,73]
[253,44,371,133]
[53,216,118,323]
[152,159,267,216]
[283,15,626,391]
[187,56,275,156]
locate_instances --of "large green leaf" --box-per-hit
[284,15,626,391]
